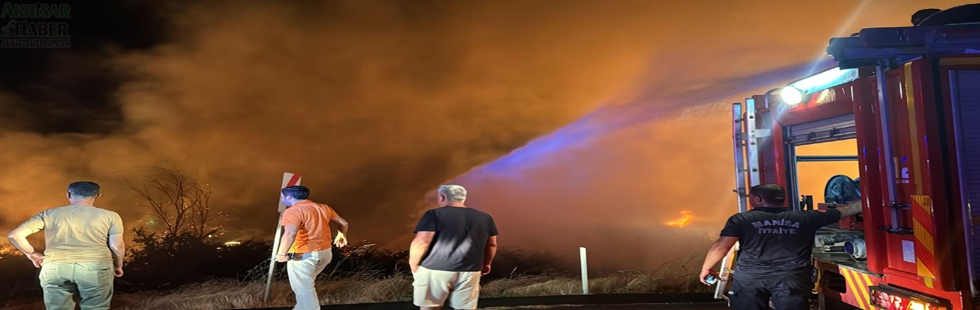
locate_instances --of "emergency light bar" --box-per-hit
[789,67,859,94]
[774,67,860,105]
[869,285,950,310]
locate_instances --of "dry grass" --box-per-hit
[481,271,706,298]
[109,274,414,310]
[3,270,706,310]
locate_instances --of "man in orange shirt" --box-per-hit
[275,185,349,310]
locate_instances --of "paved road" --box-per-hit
[488,303,729,310]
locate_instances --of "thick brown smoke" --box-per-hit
[0,1,969,268]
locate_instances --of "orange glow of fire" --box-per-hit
[665,211,694,227]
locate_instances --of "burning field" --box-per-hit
[0,0,965,308]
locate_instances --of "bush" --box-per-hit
[0,254,44,308]
[121,228,273,292]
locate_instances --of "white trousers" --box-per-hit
[39,262,114,310]
[286,249,333,310]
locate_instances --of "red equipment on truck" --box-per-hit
[719,4,980,310]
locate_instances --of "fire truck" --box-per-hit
[718,4,980,310]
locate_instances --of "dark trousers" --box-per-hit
[729,272,813,310]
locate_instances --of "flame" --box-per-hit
[665,211,694,227]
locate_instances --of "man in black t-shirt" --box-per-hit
[410,184,498,310]
[699,184,862,310]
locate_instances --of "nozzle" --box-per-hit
[817,233,862,246]
[704,275,718,285]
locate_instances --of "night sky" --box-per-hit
[1,0,973,268]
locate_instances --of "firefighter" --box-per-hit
[699,183,862,310]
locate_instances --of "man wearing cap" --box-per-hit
[275,185,350,310]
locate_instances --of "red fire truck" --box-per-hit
[718,4,980,310]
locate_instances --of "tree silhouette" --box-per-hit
[125,167,223,242]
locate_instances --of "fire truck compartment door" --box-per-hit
[951,69,980,291]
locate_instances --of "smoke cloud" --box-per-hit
[444,66,797,270]
[0,0,966,269]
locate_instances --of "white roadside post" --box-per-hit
[580,247,589,295]
[263,172,303,302]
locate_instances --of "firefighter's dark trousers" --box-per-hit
[729,272,812,310]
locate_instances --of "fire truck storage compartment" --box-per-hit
[784,114,859,211]
[949,69,980,286]
[783,114,868,276]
